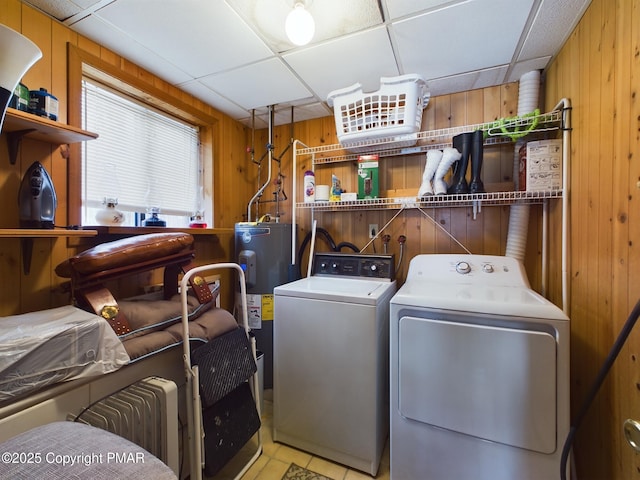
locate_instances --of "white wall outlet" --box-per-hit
[369,224,378,238]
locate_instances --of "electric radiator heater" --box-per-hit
[70,377,180,475]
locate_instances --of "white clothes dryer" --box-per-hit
[389,254,569,480]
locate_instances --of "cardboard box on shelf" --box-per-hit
[526,139,562,191]
[340,192,357,201]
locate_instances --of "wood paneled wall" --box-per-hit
[545,0,640,478]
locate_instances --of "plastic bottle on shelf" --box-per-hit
[304,170,315,202]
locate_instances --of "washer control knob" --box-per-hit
[370,264,378,272]
[456,261,471,274]
[482,263,494,273]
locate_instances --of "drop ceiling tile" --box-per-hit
[391,0,534,80]
[227,0,382,53]
[72,14,193,85]
[21,0,82,20]
[242,98,331,125]
[270,108,303,127]
[178,79,249,119]
[283,26,399,102]
[73,0,109,8]
[92,0,273,78]
[307,0,382,38]
[298,101,333,118]
[518,0,591,61]
[383,0,457,19]
[198,58,313,110]
[428,65,508,97]
[275,102,333,125]
[238,100,332,131]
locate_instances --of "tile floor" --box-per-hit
[211,390,390,480]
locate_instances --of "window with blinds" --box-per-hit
[81,78,201,227]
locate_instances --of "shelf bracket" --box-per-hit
[20,238,34,275]
[7,128,36,165]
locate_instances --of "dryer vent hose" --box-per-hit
[560,297,640,480]
[505,70,540,261]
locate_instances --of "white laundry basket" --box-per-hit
[327,74,429,151]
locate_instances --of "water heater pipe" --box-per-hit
[247,105,275,222]
[291,139,310,266]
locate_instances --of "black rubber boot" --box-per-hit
[469,130,485,193]
[448,132,472,194]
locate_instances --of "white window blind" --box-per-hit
[81,78,200,226]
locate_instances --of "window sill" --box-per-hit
[85,226,235,236]
[65,226,235,249]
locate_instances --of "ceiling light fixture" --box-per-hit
[285,2,315,46]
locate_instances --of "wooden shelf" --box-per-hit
[0,228,98,238]
[3,108,98,164]
[90,226,235,236]
[4,108,98,144]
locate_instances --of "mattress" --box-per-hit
[0,306,130,403]
[0,295,240,405]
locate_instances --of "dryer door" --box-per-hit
[398,315,557,454]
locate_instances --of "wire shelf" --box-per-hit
[296,109,564,165]
[295,190,563,211]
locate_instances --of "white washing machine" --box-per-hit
[273,253,396,475]
[390,254,569,480]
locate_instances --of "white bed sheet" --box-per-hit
[0,305,130,403]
